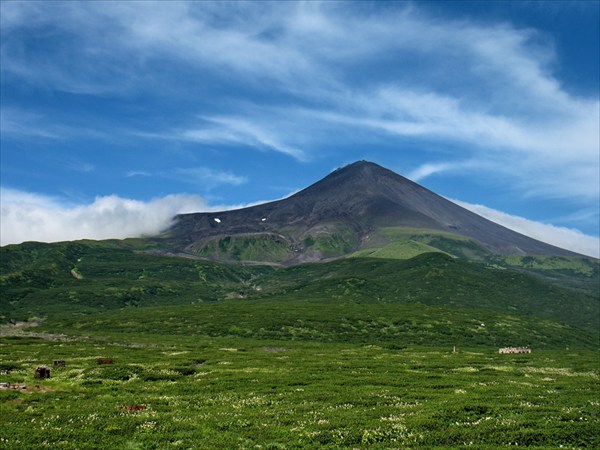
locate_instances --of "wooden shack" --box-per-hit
[34,365,51,379]
[96,358,114,365]
[498,347,531,354]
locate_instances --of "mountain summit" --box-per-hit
[166,161,577,264]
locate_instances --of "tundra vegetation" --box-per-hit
[1,241,599,448]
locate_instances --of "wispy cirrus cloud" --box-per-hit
[0,106,115,143]
[126,166,247,190]
[318,84,598,199]
[1,1,598,237]
[126,170,151,178]
[0,107,62,139]
[407,161,475,183]
[177,117,307,160]
[3,3,596,171]
[118,1,598,200]
[174,166,248,188]
[133,116,307,160]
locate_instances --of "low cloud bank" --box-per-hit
[0,188,210,245]
[454,200,599,258]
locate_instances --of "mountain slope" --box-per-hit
[1,241,597,349]
[166,161,579,264]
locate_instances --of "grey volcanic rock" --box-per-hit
[166,161,577,261]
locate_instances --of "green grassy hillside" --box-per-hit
[262,254,599,331]
[357,228,487,260]
[182,223,361,263]
[2,240,599,449]
[1,241,271,320]
[46,298,596,350]
[352,228,600,295]
[188,233,294,263]
[1,241,598,349]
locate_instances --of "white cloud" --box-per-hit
[126,170,151,178]
[124,166,248,189]
[133,117,307,160]
[407,162,472,182]
[453,199,600,258]
[311,83,598,200]
[1,2,598,231]
[0,107,61,139]
[178,117,306,160]
[0,188,209,245]
[174,166,248,188]
[0,106,114,143]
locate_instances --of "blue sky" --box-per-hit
[1,1,599,256]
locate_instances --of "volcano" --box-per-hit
[165,161,578,264]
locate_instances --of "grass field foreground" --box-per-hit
[1,335,598,449]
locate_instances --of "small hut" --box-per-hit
[498,347,531,354]
[34,365,51,379]
[96,358,113,365]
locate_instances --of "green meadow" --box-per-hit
[1,335,598,449]
[1,241,599,448]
